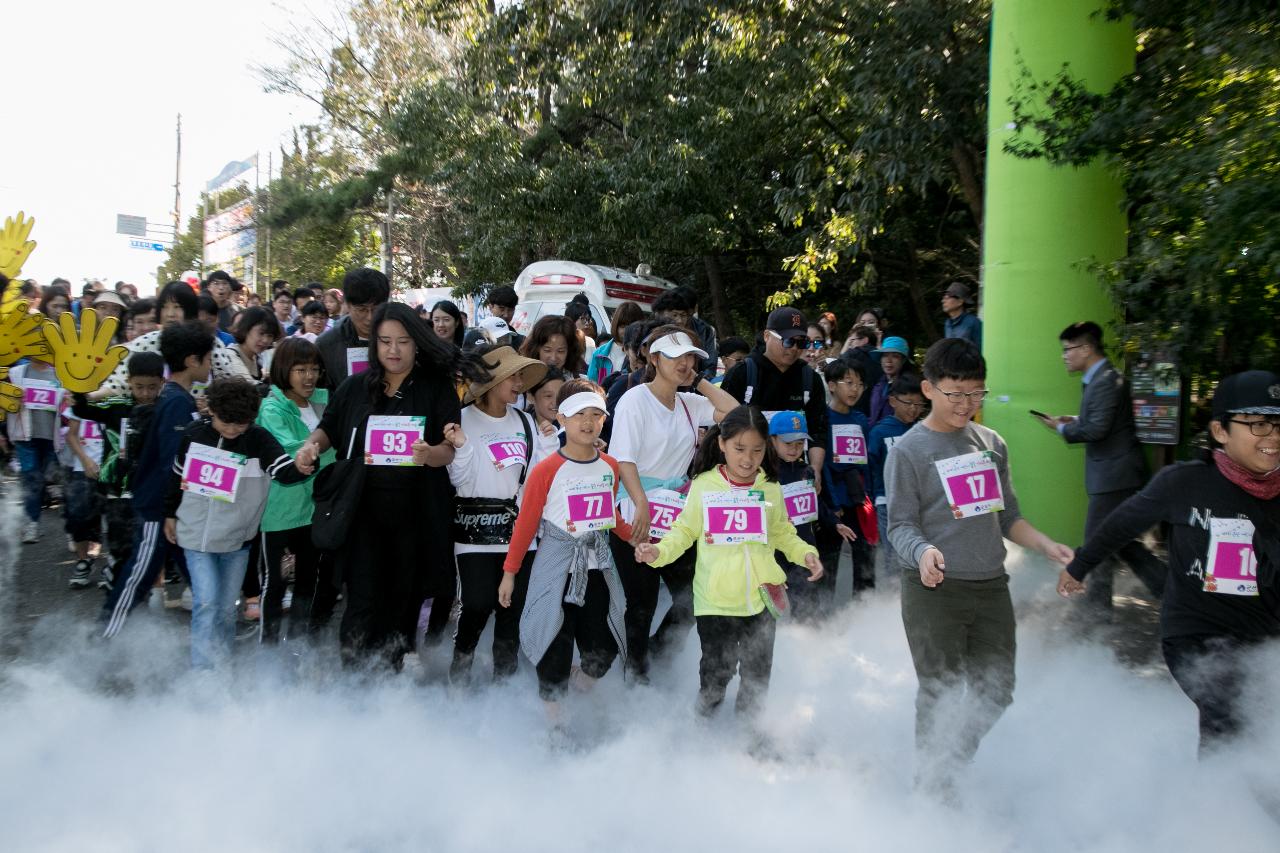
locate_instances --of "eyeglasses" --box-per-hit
[935,388,990,404]
[891,395,928,409]
[1227,418,1280,437]
[1061,344,1087,353]
[290,365,321,376]
[803,340,825,350]
[834,379,863,389]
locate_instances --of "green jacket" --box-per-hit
[652,468,817,617]
[256,386,335,533]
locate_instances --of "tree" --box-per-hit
[1007,1,1280,378]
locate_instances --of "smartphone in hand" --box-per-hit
[1029,409,1050,420]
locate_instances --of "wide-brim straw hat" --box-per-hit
[463,346,548,404]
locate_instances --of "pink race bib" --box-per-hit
[702,491,768,545]
[564,476,615,533]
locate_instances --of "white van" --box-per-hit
[510,260,679,336]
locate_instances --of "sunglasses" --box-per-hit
[771,332,822,350]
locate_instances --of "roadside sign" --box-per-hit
[116,214,147,237]
[128,239,167,252]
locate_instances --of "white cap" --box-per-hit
[557,391,608,418]
[479,315,511,335]
[648,331,708,361]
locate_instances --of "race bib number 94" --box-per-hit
[181,444,247,503]
[935,450,1004,519]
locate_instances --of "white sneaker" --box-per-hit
[180,587,193,611]
[21,522,39,544]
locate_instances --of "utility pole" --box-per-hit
[173,113,182,239]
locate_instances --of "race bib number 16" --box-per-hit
[1204,517,1258,597]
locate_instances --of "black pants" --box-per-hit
[780,555,822,622]
[611,535,694,678]
[451,550,533,683]
[536,570,618,700]
[1163,634,1251,757]
[817,518,875,610]
[340,490,432,669]
[103,496,135,567]
[258,526,338,643]
[695,612,777,716]
[1083,488,1167,607]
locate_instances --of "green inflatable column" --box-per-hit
[981,1,1134,544]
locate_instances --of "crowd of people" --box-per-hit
[2,265,1276,795]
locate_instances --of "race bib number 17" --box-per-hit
[935,450,1004,519]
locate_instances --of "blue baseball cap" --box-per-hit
[768,410,811,442]
[874,336,910,357]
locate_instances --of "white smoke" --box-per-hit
[1,543,1276,852]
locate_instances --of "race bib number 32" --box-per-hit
[181,444,247,503]
[365,415,425,466]
[935,450,1004,519]
[1204,517,1258,597]
[565,476,615,533]
[832,424,868,465]
[702,491,768,545]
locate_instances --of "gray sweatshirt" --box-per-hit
[884,420,1023,581]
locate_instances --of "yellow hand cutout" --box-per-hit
[0,367,21,419]
[0,302,52,366]
[41,308,128,393]
[0,212,37,280]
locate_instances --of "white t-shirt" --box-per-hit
[298,403,320,431]
[529,418,562,469]
[609,384,716,522]
[65,415,105,473]
[447,404,534,555]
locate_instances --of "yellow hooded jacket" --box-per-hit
[651,467,818,617]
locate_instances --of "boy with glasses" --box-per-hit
[885,338,1073,799]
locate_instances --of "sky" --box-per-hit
[0,0,341,295]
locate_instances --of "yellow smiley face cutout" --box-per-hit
[0,302,51,366]
[41,308,129,393]
[0,366,22,420]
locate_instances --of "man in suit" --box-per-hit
[1037,321,1166,611]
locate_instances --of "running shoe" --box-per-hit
[98,563,115,591]
[68,559,93,589]
[21,522,39,544]
[180,587,193,611]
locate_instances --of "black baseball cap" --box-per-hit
[766,307,808,341]
[943,281,974,303]
[1212,370,1280,417]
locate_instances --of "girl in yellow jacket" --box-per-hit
[637,405,823,715]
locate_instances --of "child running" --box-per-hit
[446,346,546,684]
[769,410,852,621]
[637,405,823,716]
[164,378,313,668]
[1060,370,1280,758]
[500,378,632,709]
[885,338,1072,797]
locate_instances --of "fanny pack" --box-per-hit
[452,407,534,546]
[453,497,520,545]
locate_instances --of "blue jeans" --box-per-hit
[16,438,56,522]
[185,547,251,669]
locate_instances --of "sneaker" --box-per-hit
[98,563,115,591]
[164,565,182,585]
[69,559,93,589]
[21,522,39,544]
[180,587,193,611]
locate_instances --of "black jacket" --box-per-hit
[316,315,366,391]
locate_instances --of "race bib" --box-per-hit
[181,444,246,502]
[1203,517,1258,597]
[646,488,686,540]
[365,415,425,466]
[832,423,868,464]
[935,450,1004,519]
[346,347,370,376]
[565,476,615,532]
[703,490,768,545]
[485,434,528,470]
[22,380,60,412]
[80,420,105,461]
[782,480,819,525]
